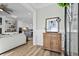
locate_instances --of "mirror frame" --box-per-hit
[45,17,61,32]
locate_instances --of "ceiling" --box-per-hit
[0,3,53,26]
[8,3,33,24]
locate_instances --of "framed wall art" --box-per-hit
[45,17,61,32]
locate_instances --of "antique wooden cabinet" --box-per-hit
[43,32,61,53]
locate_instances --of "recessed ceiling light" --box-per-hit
[0,9,3,11]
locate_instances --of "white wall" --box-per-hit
[33,4,64,48]
[17,20,28,28]
[17,20,29,32]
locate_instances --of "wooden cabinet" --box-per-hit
[43,32,61,53]
[43,33,51,50]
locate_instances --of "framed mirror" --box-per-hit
[45,17,61,32]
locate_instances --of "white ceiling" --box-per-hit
[0,3,33,25]
[0,3,53,26]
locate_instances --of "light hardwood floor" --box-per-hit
[0,39,62,56]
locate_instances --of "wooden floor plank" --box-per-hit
[31,47,41,56]
[26,46,38,56]
[10,45,34,56]
[43,51,50,56]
